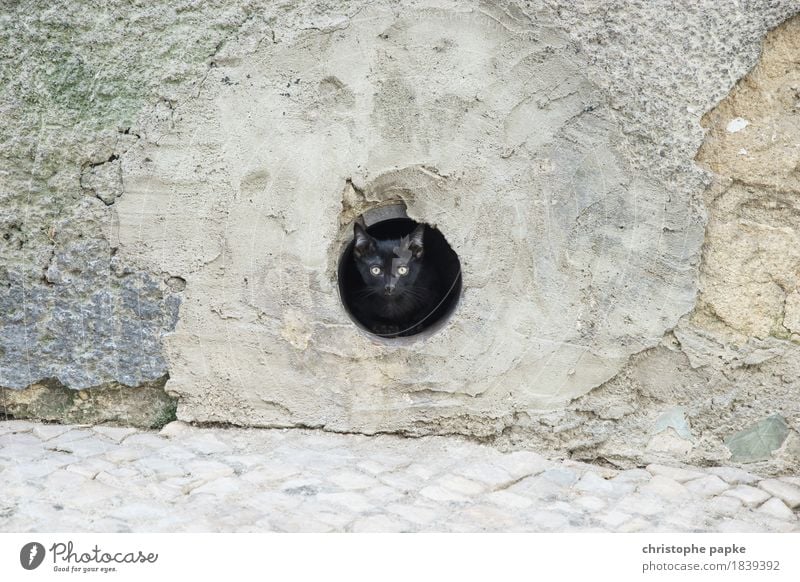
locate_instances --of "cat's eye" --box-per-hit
[397,265,409,276]
[370,266,382,276]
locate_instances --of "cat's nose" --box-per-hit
[384,284,395,296]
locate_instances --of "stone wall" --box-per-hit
[2,1,798,472]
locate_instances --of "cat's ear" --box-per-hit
[409,224,425,259]
[353,222,375,257]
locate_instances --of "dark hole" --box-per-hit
[338,217,462,339]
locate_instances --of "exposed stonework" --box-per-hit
[0,2,243,395]
[695,15,800,344]
[0,376,176,429]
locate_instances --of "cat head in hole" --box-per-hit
[353,222,425,297]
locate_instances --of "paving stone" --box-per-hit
[406,463,438,480]
[722,485,771,507]
[597,510,631,528]
[357,453,412,473]
[363,485,405,503]
[612,468,656,484]
[66,458,116,479]
[281,477,324,496]
[575,495,607,512]
[717,519,767,533]
[104,466,141,480]
[615,494,665,517]
[0,442,49,462]
[190,477,243,496]
[355,459,391,475]
[708,495,744,516]
[378,471,423,493]
[103,446,150,463]
[639,475,690,499]
[506,475,569,500]
[757,497,796,521]
[436,474,486,496]
[444,504,520,532]
[495,451,551,479]
[3,454,76,480]
[0,481,41,498]
[242,491,303,512]
[43,469,91,491]
[184,459,235,481]
[0,420,35,434]
[92,471,151,496]
[539,467,579,487]
[646,464,706,483]
[385,503,440,525]
[133,456,188,479]
[32,424,73,441]
[328,470,380,490]
[531,510,571,530]
[419,485,470,503]
[351,514,411,532]
[241,464,300,484]
[316,492,375,513]
[0,431,43,445]
[606,481,636,497]
[307,508,355,530]
[85,517,132,533]
[485,490,533,509]
[684,475,730,497]
[758,479,800,509]
[154,445,198,462]
[617,516,654,532]
[546,500,582,515]
[109,502,171,522]
[267,513,336,533]
[452,462,514,488]
[47,437,115,457]
[574,472,615,496]
[93,426,139,443]
[225,454,274,470]
[49,429,96,445]
[667,507,707,531]
[563,460,618,479]
[122,433,170,449]
[706,466,760,485]
[182,433,231,455]
[59,479,122,505]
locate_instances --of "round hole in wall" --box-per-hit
[337,206,462,340]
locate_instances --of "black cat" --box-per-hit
[350,222,441,337]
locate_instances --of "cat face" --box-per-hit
[353,222,425,298]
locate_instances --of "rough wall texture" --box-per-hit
[1,1,799,473]
[118,0,704,430]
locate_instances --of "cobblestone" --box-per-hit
[758,479,800,509]
[0,421,797,532]
[723,485,772,507]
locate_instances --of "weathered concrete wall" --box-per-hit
[118,0,705,429]
[2,1,799,473]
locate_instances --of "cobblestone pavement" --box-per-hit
[1,420,798,532]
